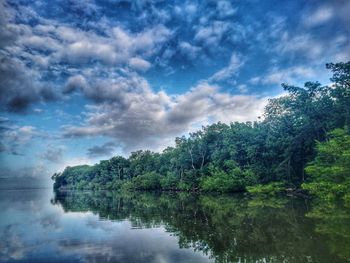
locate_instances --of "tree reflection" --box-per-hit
[305,200,350,261]
[52,191,349,263]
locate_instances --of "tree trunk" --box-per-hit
[188,147,195,170]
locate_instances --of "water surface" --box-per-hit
[0,189,349,263]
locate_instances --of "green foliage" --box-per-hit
[177,181,193,191]
[160,172,178,190]
[200,165,257,193]
[132,172,161,190]
[302,182,349,201]
[119,180,134,191]
[247,182,286,195]
[179,169,200,190]
[344,194,350,207]
[305,128,350,180]
[302,128,350,200]
[53,165,93,190]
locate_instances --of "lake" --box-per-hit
[0,189,349,263]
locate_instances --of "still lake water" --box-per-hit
[0,189,349,263]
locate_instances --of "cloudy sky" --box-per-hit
[0,0,349,182]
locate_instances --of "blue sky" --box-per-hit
[0,0,349,182]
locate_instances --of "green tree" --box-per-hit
[302,128,350,200]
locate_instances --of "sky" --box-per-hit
[0,0,349,184]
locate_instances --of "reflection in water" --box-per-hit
[305,201,350,261]
[0,189,350,263]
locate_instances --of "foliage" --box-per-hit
[247,182,286,195]
[160,172,178,190]
[200,164,257,193]
[302,128,350,200]
[132,172,161,190]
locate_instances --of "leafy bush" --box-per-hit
[120,181,134,191]
[344,194,350,207]
[132,172,161,190]
[180,170,200,190]
[247,182,286,195]
[160,172,178,190]
[177,181,193,191]
[302,128,350,201]
[302,181,349,201]
[200,165,257,193]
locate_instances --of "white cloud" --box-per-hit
[194,21,231,47]
[303,6,333,27]
[6,18,172,70]
[63,75,88,94]
[238,84,248,94]
[63,79,268,153]
[60,156,95,169]
[129,57,151,72]
[217,1,237,18]
[276,33,324,59]
[40,145,65,163]
[184,3,197,15]
[250,66,316,85]
[20,34,61,51]
[133,24,171,55]
[0,125,40,155]
[174,2,198,22]
[209,53,244,82]
[178,41,201,60]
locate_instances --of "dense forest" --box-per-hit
[52,62,350,200]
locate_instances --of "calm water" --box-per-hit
[0,189,349,263]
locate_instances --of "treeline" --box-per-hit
[52,62,350,194]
